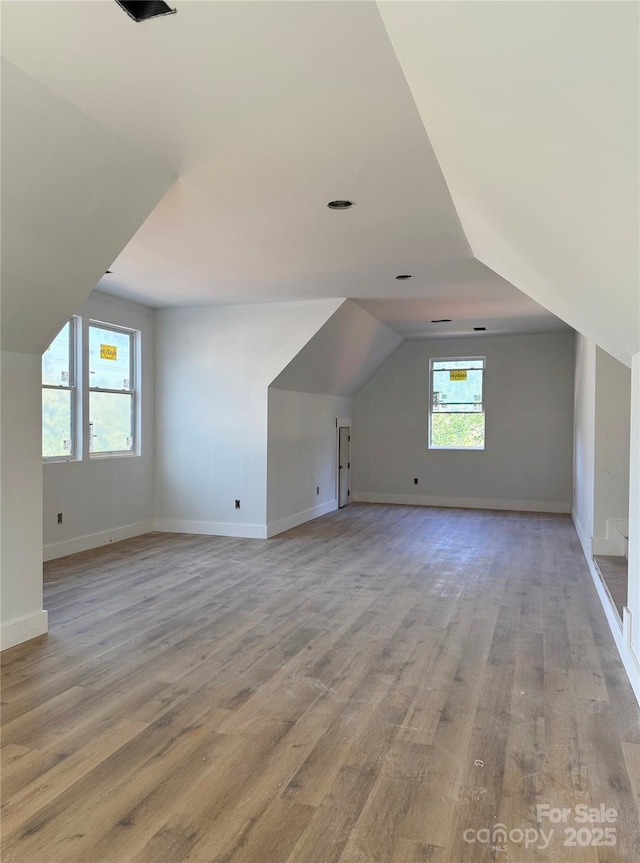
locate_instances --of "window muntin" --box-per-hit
[429,357,485,450]
[89,323,135,455]
[42,319,76,459]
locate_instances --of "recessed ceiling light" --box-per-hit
[473,326,487,331]
[327,200,355,210]
[395,274,413,280]
[431,319,452,323]
[115,1,176,22]
[105,270,113,275]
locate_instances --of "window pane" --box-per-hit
[89,326,132,390]
[43,389,72,458]
[430,413,485,449]
[42,322,70,386]
[432,367,483,412]
[90,392,133,453]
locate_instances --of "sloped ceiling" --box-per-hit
[378,0,639,364]
[0,60,174,354]
[270,300,402,398]
[1,2,635,362]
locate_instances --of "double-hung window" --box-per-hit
[429,357,485,450]
[43,318,139,461]
[89,323,136,455]
[42,318,77,459]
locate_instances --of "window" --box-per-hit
[42,319,77,459]
[89,323,135,455]
[429,357,485,450]
[42,317,140,461]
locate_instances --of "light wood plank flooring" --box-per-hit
[2,504,640,862]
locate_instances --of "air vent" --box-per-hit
[474,327,487,331]
[431,319,452,323]
[395,274,413,280]
[327,200,354,210]
[115,1,176,22]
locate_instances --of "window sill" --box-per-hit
[90,451,140,460]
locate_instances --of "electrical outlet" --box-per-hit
[316,486,320,495]
[235,499,241,509]
[57,512,63,525]
[413,478,419,485]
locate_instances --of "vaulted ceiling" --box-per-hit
[2,2,637,363]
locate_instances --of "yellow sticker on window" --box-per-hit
[100,344,117,361]
[450,370,467,381]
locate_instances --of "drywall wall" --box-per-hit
[1,352,47,649]
[271,300,402,397]
[593,347,631,550]
[572,342,640,705]
[267,389,352,536]
[1,60,174,356]
[628,353,640,660]
[353,332,575,511]
[379,1,639,366]
[573,335,597,550]
[43,292,155,560]
[154,300,343,538]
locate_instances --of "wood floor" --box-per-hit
[2,504,640,862]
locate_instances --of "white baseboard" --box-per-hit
[267,500,337,538]
[572,511,640,706]
[1,610,48,651]
[353,492,570,514]
[43,520,154,562]
[153,519,267,540]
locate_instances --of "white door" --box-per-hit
[338,426,350,508]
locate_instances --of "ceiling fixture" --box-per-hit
[105,270,113,275]
[115,1,176,22]
[395,274,413,280]
[431,319,452,323]
[474,326,487,331]
[327,200,354,210]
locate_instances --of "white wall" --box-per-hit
[271,300,402,397]
[0,353,47,649]
[353,332,575,512]
[1,60,174,356]
[593,347,631,548]
[572,341,640,705]
[43,292,156,560]
[628,354,640,660]
[267,389,352,536]
[154,300,342,538]
[573,334,597,551]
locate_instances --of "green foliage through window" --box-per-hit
[429,357,485,450]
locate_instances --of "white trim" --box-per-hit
[153,519,267,540]
[1,610,48,651]
[353,492,570,514]
[572,511,640,706]
[43,520,153,561]
[267,500,337,538]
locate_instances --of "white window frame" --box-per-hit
[42,317,80,462]
[88,320,138,459]
[428,356,486,451]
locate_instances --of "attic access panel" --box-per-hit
[115,1,176,22]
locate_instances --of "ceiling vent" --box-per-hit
[327,200,354,210]
[474,327,487,331]
[115,1,176,22]
[431,319,452,323]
